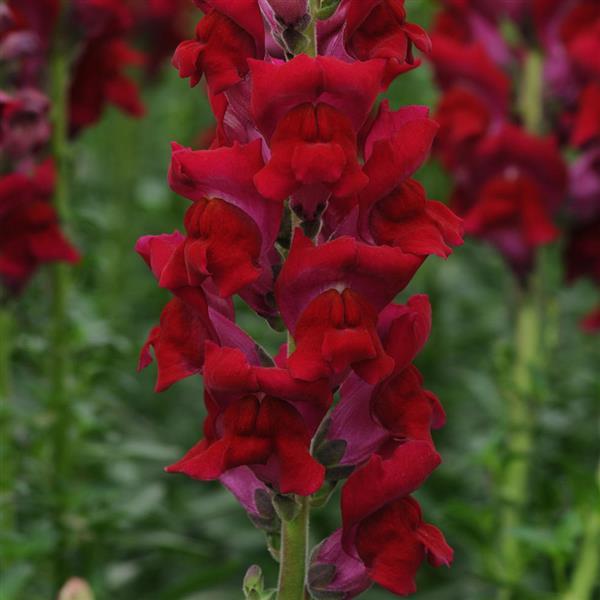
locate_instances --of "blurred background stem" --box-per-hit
[49,0,73,589]
[496,48,546,599]
[0,305,14,533]
[562,505,600,600]
[496,286,539,598]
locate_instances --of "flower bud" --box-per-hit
[58,578,95,600]
[273,493,301,521]
[243,565,264,596]
[266,0,309,26]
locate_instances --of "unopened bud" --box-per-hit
[316,0,342,20]
[243,565,264,596]
[314,439,347,467]
[273,493,301,521]
[267,0,309,26]
[58,578,95,600]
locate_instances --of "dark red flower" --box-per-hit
[167,393,325,496]
[276,229,422,332]
[168,140,281,317]
[166,342,330,495]
[69,38,145,133]
[364,178,463,258]
[354,496,453,596]
[136,230,267,392]
[0,161,79,293]
[288,288,395,385]
[337,442,451,595]
[327,295,437,467]
[159,199,262,298]
[360,102,439,202]
[341,440,441,543]
[429,36,510,118]
[249,54,385,139]
[74,0,133,39]
[571,82,600,147]
[464,174,560,273]
[344,0,431,85]
[172,8,259,93]
[560,1,600,81]
[138,297,217,391]
[254,102,368,212]
[372,365,445,446]
[434,87,492,166]
[0,88,50,165]
[581,305,600,333]
[565,217,600,285]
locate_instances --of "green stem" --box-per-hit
[304,0,319,57]
[496,290,539,598]
[277,497,310,600]
[0,306,15,533]
[0,306,11,399]
[495,48,547,599]
[562,508,600,600]
[275,6,320,599]
[49,0,73,589]
[518,51,543,134]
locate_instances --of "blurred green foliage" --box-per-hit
[1,2,599,599]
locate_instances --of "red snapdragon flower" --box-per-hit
[69,38,145,133]
[166,343,330,495]
[0,161,79,293]
[173,8,260,93]
[335,441,452,596]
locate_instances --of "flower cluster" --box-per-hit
[429,0,599,329]
[139,1,463,596]
[0,0,152,295]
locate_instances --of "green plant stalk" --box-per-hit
[304,0,319,57]
[518,51,543,134]
[49,0,73,588]
[496,291,539,598]
[277,496,310,600]
[0,305,15,532]
[562,507,600,600]
[276,9,320,596]
[0,306,11,399]
[496,49,545,599]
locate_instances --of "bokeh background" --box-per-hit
[2,2,599,599]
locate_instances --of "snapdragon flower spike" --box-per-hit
[138,0,460,595]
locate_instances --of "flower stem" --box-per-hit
[49,0,73,588]
[277,496,310,600]
[0,305,15,533]
[518,51,544,134]
[304,0,319,57]
[496,287,539,598]
[276,7,319,599]
[496,48,547,599]
[562,500,600,600]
